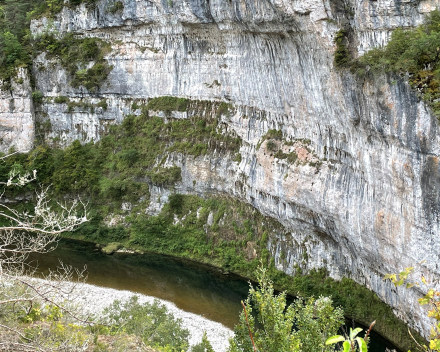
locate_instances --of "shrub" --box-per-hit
[147,166,182,186]
[334,29,351,68]
[228,265,344,352]
[54,96,69,104]
[191,332,214,352]
[168,194,184,214]
[32,90,44,104]
[266,140,277,152]
[103,296,190,351]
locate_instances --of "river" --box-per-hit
[28,238,400,352]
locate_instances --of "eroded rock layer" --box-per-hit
[3,0,440,339]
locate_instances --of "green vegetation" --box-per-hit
[101,241,122,254]
[108,1,124,14]
[274,149,298,164]
[34,33,113,92]
[146,96,190,112]
[0,0,44,88]
[29,0,99,19]
[0,0,105,89]
[334,29,350,68]
[216,102,233,117]
[191,332,214,352]
[31,90,44,104]
[103,296,190,351]
[0,280,192,351]
[0,89,422,351]
[229,266,344,352]
[337,10,440,117]
[385,267,440,351]
[0,98,241,220]
[147,165,182,186]
[52,96,108,113]
[326,327,370,352]
[256,129,283,150]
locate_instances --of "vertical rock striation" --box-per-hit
[0,69,34,153]
[16,0,440,340]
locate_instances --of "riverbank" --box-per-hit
[57,236,416,351]
[28,277,233,352]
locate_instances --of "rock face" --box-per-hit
[8,0,440,340]
[0,69,34,153]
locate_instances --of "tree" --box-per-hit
[228,264,344,352]
[0,155,89,351]
[384,267,440,351]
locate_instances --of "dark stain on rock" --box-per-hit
[421,155,440,225]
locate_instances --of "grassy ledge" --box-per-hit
[336,10,440,118]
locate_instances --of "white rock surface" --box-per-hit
[0,68,34,153]
[1,0,439,342]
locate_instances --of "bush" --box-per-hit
[334,29,351,68]
[266,140,277,152]
[103,296,190,351]
[147,166,182,186]
[32,90,44,104]
[191,332,214,352]
[168,194,184,214]
[228,265,344,352]
[54,96,69,104]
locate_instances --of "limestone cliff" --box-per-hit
[0,68,34,153]
[4,0,440,341]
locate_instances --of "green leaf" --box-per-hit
[396,278,405,286]
[350,327,363,340]
[419,297,430,305]
[383,274,397,281]
[343,340,350,352]
[356,337,368,352]
[430,339,440,349]
[325,335,345,345]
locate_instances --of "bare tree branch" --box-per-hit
[0,156,90,351]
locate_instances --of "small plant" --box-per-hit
[216,102,232,117]
[233,153,242,163]
[191,332,214,352]
[32,90,44,104]
[334,29,351,68]
[108,1,124,14]
[266,140,277,152]
[54,96,69,104]
[131,102,141,110]
[97,99,108,110]
[257,129,283,149]
[326,324,374,352]
[147,166,182,186]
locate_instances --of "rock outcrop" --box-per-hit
[2,0,439,341]
[0,68,34,153]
